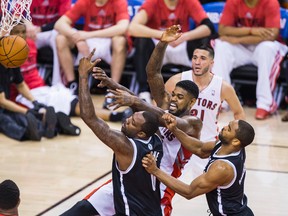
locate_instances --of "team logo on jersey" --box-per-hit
[42,0,49,6]
[211,90,215,96]
[98,9,106,16]
[148,143,153,150]
[245,12,253,19]
[168,13,176,20]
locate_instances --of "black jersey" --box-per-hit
[204,142,254,216]
[112,134,163,216]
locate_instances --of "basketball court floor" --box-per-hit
[1,95,288,216]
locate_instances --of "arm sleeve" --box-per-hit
[265,1,281,28]
[114,0,129,22]
[188,0,208,25]
[219,0,236,26]
[59,0,72,16]
[65,0,87,23]
[140,0,157,21]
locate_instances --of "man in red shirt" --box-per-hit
[54,0,130,100]
[128,0,216,103]
[26,0,72,86]
[212,0,288,120]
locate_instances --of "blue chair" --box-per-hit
[202,2,225,32]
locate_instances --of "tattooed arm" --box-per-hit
[146,25,182,109]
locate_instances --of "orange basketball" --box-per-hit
[0,35,29,68]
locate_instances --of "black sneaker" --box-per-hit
[69,82,78,95]
[43,107,58,139]
[25,112,42,141]
[56,112,81,136]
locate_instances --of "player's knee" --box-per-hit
[112,36,126,52]
[56,34,69,50]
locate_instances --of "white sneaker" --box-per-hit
[139,91,152,104]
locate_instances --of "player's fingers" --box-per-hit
[92,58,101,67]
[88,48,96,59]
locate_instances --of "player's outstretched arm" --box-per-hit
[106,88,165,119]
[162,113,214,158]
[142,153,234,199]
[91,66,134,95]
[78,49,132,157]
[146,25,182,109]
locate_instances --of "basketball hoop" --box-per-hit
[0,0,32,36]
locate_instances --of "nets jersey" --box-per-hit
[204,142,251,215]
[181,70,222,142]
[112,134,163,216]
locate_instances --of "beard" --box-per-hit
[169,107,187,117]
[218,132,229,145]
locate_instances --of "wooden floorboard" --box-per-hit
[1,95,288,215]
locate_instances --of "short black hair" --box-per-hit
[176,80,199,99]
[236,120,255,147]
[141,111,159,137]
[0,179,20,210]
[196,44,214,59]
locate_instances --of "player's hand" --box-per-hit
[142,153,158,174]
[78,49,101,77]
[92,67,111,88]
[106,89,134,110]
[160,25,182,43]
[162,113,177,131]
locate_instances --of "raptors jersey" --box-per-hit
[180,70,223,182]
[112,134,163,216]
[204,142,252,215]
[181,70,222,142]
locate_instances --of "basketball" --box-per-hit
[0,35,29,68]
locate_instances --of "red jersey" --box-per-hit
[220,0,280,28]
[20,39,46,90]
[30,0,71,26]
[65,0,129,31]
[140,0,207,32]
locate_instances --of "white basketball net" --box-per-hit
[0,0,32,35]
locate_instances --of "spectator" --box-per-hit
[0,62,56,141]
[212,0,288,120]
[25,0,71,86]
[54,0,130,100]
[128,0,216,103]
[0,179,20,216]
[10,23,132,124]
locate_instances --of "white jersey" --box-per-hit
[180,70,223,180]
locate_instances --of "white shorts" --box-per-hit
[86,179,115,216]
[75,38,112,65]
[16,83,77,115]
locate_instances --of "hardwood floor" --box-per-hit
[1,95,288,215]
